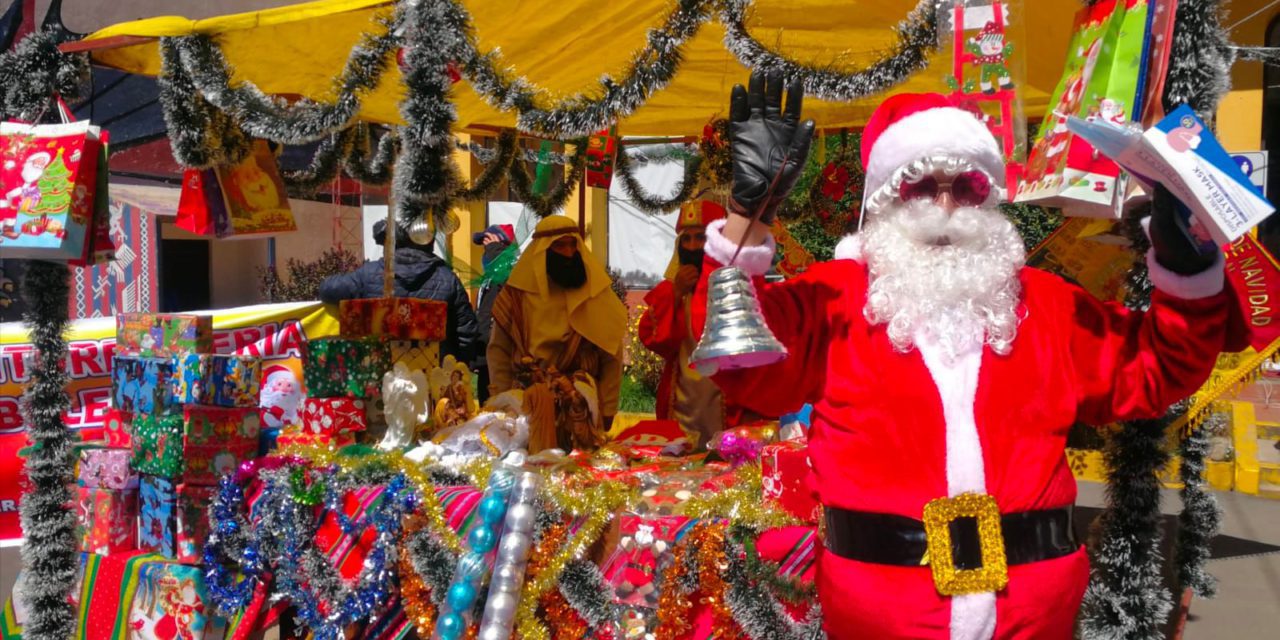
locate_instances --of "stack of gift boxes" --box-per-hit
[78,313,263,570]
[279,297,447,448]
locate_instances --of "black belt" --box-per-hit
[824,505,1078,569]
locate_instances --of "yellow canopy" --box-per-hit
[86,0,1080,136]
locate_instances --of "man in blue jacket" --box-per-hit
[319,219,479,365]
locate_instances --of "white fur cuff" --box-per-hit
[1145,249,1225,300]
[704,218,776,276]
[834,234,863,262]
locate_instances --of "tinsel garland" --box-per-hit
[0,29,87,121]
[723,536,824,640]
[344,123,399,185]
[1161,0,1234,119]
[204,476,268,613]
[459,137,573,166]
[508,148,588,218]
[683,464,801,531]
[165,10,400,145]
[1078,419,1173,640]
[655,522,738,640]
[613,148,705,214]
[1175,415,1221,598]
[282,128,356,194]
[454,128,519,201]
[1,29,87,640]
[718,0,939,102]
[457,0,712,139]
[158,39,251,169]
[15,262,78,640]
[729,524,815,604]
[555,559,614,630]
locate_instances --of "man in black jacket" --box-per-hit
[319,219,480,365]
[471,224,515,404]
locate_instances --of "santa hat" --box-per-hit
[262,365,294,385]
[860,93,1005,216]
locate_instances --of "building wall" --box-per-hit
[1217,0,1279,153]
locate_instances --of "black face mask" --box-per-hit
[546,251,588,289]
[482,242,509,267]
[677,247,704,268]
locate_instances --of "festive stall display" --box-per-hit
[173,354,263,408]
[303,338,392,399]
[115,313,214,359]
[338,298,447,341]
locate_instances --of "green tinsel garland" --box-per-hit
[157,38,251,169]
[557,559,615,629]
[1176,415,1222,598]
[613,148,705,215]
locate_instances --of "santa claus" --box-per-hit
[259,365,303,430]
[693,73,1241,639]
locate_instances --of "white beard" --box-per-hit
[860,199,1026,363]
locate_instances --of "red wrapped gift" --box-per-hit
[761,439,820,524]
[76,485,138,555]
[300,397,369,437]
[585,128,618,189]
[276,426,356,449]
[176,483,216,564]
[183,407,261,486]
[104,408,133,448]
[338,298,447,341]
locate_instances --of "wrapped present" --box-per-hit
[105,408,133,448]
[132,414,185,478]
[761,439,820,524]
[112,356,178,415]
[173,354,263,407]
[303,338,391,399]
[276,426,356,450]
[138,475,176,558]
[633,469,723,516]
[300,397,368,437]
[116,313,213,359]
[127,561,227,639]
[176,484,215,564]
[78,446,138,489]
[183,406,261,486]
[258,427,280,457]
[76,485,138,555]
[585,128,618,189]
[338,298,447,341]
[601,514,692,609]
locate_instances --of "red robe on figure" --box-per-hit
[691,219,1242,639]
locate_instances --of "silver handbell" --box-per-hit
[688,266,788,376]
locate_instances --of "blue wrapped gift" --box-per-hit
[111,356,178,415]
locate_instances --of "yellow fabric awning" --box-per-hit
[86,0,1080,136]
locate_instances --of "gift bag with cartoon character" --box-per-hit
[1015,0,1154,217]
[210,140,296,239]
[126,561,227,640]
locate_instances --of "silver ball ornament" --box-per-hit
[491,562,526,594]
[504,502,536,533]
[497,531,531,563]
[483,592,518,627]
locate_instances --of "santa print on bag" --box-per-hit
[259,365,302,429]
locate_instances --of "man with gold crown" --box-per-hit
[639,199,759,448]
[488,215,628,452]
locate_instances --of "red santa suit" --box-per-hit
[691,94,1243,640]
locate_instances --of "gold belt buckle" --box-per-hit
[921,493,1009,596]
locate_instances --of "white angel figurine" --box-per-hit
[378,361,430,451]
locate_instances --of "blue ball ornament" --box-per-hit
[456,552,487,581]
[438,612,465,640]
[447,581,479,612]
[478,495,508,525]
[469,525,497,553]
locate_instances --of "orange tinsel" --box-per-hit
[655,522,741,640]
[399,514,438,637]
[525,522,590,640]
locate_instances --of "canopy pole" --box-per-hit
[383,198,396,298]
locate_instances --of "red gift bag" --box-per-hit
[175,168,223,236]
[0,100,108,261]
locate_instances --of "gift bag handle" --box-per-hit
[53,95,75,124]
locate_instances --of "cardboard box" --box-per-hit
[761,439,820,524]
[138,475,176,558]
[182,407,260,486]
[300,397,368,437]
[112,356,178,416]
[131,414,185,478]
[173,354,263,408]
[176,484,215,564]
[126,561,228,639]
[76,485,138,555]
[104,408,133,448]
[78,447,138,490]
[115,313,213,359]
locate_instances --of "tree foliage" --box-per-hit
[258,247,362,302]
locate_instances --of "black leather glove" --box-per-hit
[1148,184,1219,275]
[729,71,816,225]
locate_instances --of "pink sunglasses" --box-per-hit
[897,170,992,207]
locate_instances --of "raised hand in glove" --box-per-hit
[1148,184,1219,275]
[729,71,816,226]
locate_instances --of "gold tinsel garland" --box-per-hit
[399,513,439,637]
[527,523,590,640]
[682,464,801,531]
[655,522,739,640]
[514,481,635,640]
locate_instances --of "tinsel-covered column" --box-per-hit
[0,28,88,640]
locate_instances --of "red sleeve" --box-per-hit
[1059,273,1244,424]
[690,257,853,417]
[638,281,684,360]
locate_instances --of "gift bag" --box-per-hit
[0,103,108,260]
[210,140,296,239]
[175,169,223,237]
[1015,0,1153,217]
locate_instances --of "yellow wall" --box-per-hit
[1216,0,1278,152]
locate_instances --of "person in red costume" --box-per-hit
[639,199,766,448]
[691,72,1243,640]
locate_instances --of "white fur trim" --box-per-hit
[915,333,996,640]
[864,107,1006,204]
[1145,249,1225,300]
[833,234,863,262]
[704,218,776,276]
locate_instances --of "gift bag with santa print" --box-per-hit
[1015,0,1154,217]
[258,364,304,431]
[0,110,108,260]
[126,561,227,640]
[210,140,296,239]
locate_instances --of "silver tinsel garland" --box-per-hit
[718,0,939,102]
[1176,416,1222,597]
[613,147,705,214]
